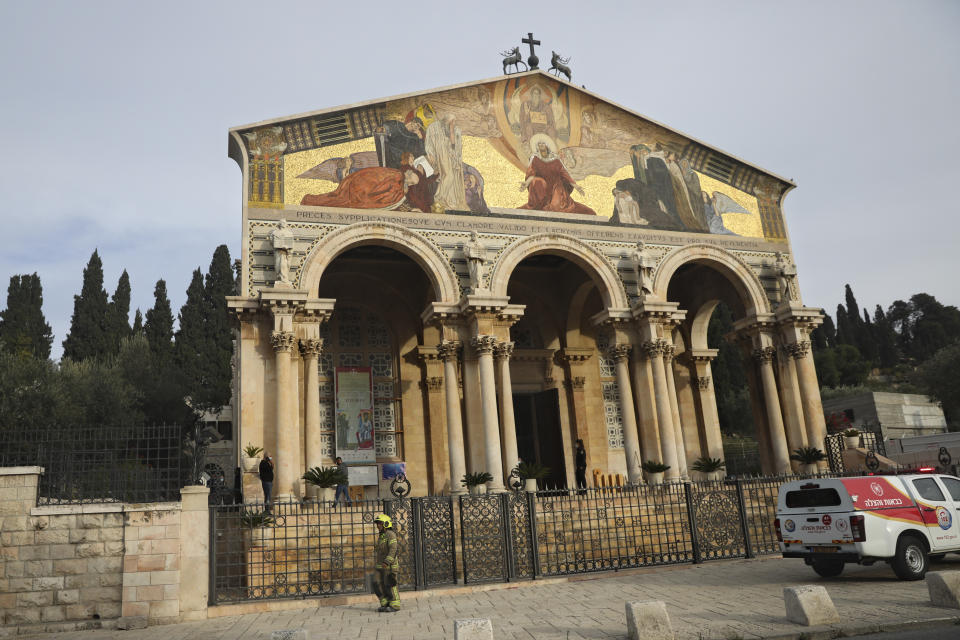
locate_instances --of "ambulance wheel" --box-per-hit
[892,535,928,580]
[811,559,844,577]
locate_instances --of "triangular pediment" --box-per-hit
[230,70,792,242]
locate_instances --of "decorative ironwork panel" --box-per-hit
[384,498,414,590]
[366,315,391,349]
[369,352,393,378]
[601,381,624,449]
[374,430,398,458]
[337,310,363,347]
[691,486,745,559]
[337,352,363,368]
[416,497,456,587]
[506,492,534,578]
[739,476,791,555]
[459,495,507,583]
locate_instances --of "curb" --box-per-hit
[753,615,960,640]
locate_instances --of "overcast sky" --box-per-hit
[1,1,957,360]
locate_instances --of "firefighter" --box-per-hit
[372,513,400,612]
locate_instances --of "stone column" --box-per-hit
[663,344,688,480]
[630,349,660,469]
[271,330,298,501]
[753,346,791,474]
[777,344,809,462]
[790,341,828,454]
[300,338,324,474]
[610,344,643,485]
[494,341,519,482]
[689,351,723,460]
[439,341,467,494]
[472,335,504,492]
[645,340,680,479]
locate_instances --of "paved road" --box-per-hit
[11,555,960,639]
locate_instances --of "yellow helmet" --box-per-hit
[374,514,392,529]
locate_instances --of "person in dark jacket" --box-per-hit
[259,452,274,512]
[334,456,351,506]
[575,439,588,492]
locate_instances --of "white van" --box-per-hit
[775,473,960,580]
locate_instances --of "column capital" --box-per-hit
[493,341,515,360]
[661,342,676,362]
[608,344,632,362]
[271,331,297,353]
[752,346,777,363]
[420,376,444,393]
[640,340,664,359]
[470,335,498,354]
[694,375,711,390]
[437,340,462,361]
[299,337,324,358]
[565,376,586,390]
[784,340,811,359]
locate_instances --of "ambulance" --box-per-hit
[775,472,960,580]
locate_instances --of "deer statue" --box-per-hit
[501,47,528,74]
[549,51,572,81]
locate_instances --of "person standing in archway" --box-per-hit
[575,439,588,492]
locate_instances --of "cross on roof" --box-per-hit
[522,32,541,69]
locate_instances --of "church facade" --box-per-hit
[226,70,826,500]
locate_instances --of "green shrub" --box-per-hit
[641,460,670,473]
[302,465,347,488]
[461,471,494,487]
[691,457,726,473]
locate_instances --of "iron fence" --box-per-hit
[210,497,458,604]
[1,424,183,504]
[208,474,837,605]
[825,424,886,473]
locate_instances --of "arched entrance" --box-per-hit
[496,236,631,489]
[655,245,826,475]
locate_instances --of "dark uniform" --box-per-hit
[373,527,400,610]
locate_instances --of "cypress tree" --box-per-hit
[0,273,53,360]
[107,270,131,353]
[203,245,235,410]
[144,280,174,364]
[860,307,879,363]
[821,314,837,348]
[175,269,207,404]
[132,309,144,336]
[62,250,111,361]
[835,303,852,346]
[874,304,898,368]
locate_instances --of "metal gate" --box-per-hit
[825,425,886,472]
[458,493,534,583]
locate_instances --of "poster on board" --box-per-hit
[335,367,374,464]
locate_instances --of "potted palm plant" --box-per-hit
[461,471,494,495]
[690,457,726,481]
[790,447,827,475]
[516,461,550,492]
[642,460,670,485]
[240,509,275,547]
[842,429,861,449]
[303,465,347,504]
[242,444,263,473]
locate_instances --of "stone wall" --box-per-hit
[0,468,208,635]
